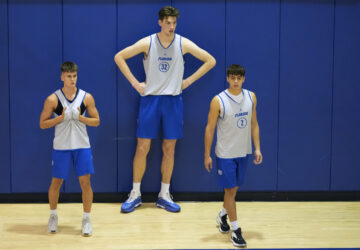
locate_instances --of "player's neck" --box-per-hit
[158,31,175,44]
[62,86,77,96]
[227,88,242,96]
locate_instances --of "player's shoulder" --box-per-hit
[44,93,58,108]
[210,95,221,107]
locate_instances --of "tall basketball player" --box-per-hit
[115,6,216,213]
[40,61,100,236]
[204,64,263,247]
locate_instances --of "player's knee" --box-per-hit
[162,141,176,158]
[79,179,92,191]
[224,187,238,198]
[50,178,63,190]
[136,140,151,156]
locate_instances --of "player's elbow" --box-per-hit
[114,52,123,64]
[40,122,47,130]
[208,56,216,69]
[94,119,100,127]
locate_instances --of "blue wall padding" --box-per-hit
[61,0,118,192]
[9,0,63,192]
[226,0,280,191]
[331,0,360,190]
[0,0,359,193]
[0,0,11,193]
[278,0,334,190]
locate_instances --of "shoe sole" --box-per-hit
[156,203,180,213]
[121,202,142,213]
[82,232,92,237]
[216,216,230,233]
[48,230,57,233]
[231,238,247,248]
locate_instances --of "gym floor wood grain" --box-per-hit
[0,202,359,249]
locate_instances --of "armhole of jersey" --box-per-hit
[247,90,253,108]
[80,102,86,115]
[80,91,87,104]
[146,35,152,59]
[217,95,225,119]
[180,35,183,55]
[53,94,63,116]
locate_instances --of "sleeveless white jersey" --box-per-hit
[215,89,253,158]
[53,89,90,150]
[143,33,184,96]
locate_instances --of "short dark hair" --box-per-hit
[61,61,78,73]
[227,64,245,77]
[159,6,179,20]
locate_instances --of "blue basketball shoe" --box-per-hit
[121,190,142,213]
[156,192,181,212]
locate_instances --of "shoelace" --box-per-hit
[127,190,139,202]
[162,192,175,203]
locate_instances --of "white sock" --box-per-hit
[159,182,170,198]
[219,207,227,217]
[230,220,239,231]
[83,212,91,219]
[50,209,57,215]
[132,182,141,196]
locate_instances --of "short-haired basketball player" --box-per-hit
[204,64,262,247]
[115,6,216,213]
[40,61,100,236]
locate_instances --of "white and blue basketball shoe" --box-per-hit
[121,190,142,213]
[156,192,181,212]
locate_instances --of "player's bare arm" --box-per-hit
[78,93,100,127]
[40,94,65,129]
[250,92,262,165]
[114,37,150,94]
[204,96,221,172]
[181,37,216,90]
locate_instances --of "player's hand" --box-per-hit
[133,82,146,95]
[181,79,191,90]
[59,107,66,121]
[204,156,213,172]
[254,150,263,165]
[75,107,81,121]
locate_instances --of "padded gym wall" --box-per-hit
[331,0,360,190]
[9,0,62,192]
[0,0,359,194]
[0,0,11,193]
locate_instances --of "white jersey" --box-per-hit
[215,89,253,158]
[53,89,90,150]
[143,33,184,96]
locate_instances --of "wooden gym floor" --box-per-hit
[0,202,359,249]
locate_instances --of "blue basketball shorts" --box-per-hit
[215,155,250,189]
[52,148,94,180]
[136,95,183,139]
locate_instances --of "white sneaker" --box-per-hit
[47,214,58,233]
[82,217,92,236]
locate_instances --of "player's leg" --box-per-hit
[79,174,93,236]
[156,96,183,212]
[121,138,152,213]
[228,156,249,247]
[156,139,180,212]
[74,148,94,236]
[133,138,152,183]
[47,177,63,233]
[122,96,160,213]
[160,139,177,184]
[47,150,71,233]
[48,177,64,210]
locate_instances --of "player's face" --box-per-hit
[227,74,245,90]
[159,16,177,36]
[61,71,77,88]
